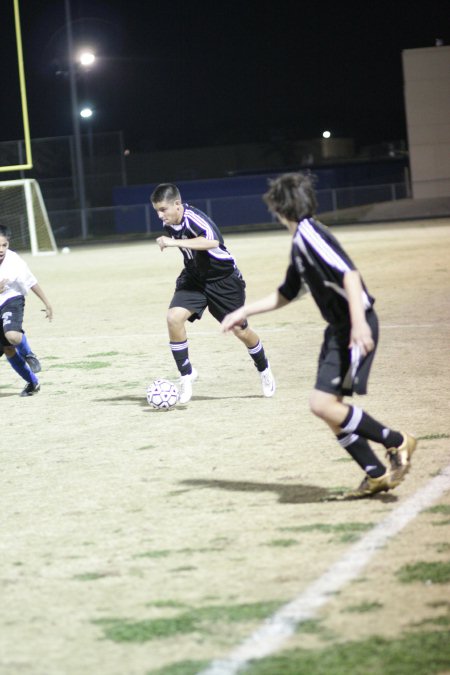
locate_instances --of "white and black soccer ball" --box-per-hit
[146,378,179,410]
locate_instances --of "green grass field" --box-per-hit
[1,221,450,674]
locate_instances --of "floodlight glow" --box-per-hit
[322,130,331,139]
[80,107,93,118]
[79,51,96,67]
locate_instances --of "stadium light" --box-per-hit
[80,107,93,119]
[79,50,96,67]
[322,130,331,139]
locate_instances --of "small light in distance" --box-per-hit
[322,130,331,139]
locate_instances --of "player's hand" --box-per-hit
[221,308,247,333]
[0,278,10,293]
[349,321,374,356]
[41,305,53,321]
[156,236,173,251]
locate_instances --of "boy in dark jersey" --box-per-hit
[151,183,275,404]
[222,172,416,498]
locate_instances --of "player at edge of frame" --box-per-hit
[0,224,53,396]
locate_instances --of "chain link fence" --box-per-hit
[47,182,410,245]
[0,133,414,245]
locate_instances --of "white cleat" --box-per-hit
[179,367,198,404]
[260,362,276,397]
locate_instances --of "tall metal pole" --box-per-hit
[64,0,88,239]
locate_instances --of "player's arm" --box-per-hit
[0,278,10,293]
[156,235,219,251]
[343,270,373,355]
[221,290,290,333]
[31,283,53,321]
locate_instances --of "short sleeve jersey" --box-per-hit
[0,249,37,309]
[164,204,236,282]
[278,217,374,326]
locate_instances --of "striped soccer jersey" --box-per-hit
[278,217,375,326]
[164,204,236,282]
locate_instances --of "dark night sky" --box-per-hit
[1,0,449,152]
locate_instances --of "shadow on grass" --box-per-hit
[191,394,262,401]
[179,478,334,504]
[179,478,399,504]
[92,394,261,406]
[94,395,148,405]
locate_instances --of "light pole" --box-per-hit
[80,106,95,172]
[64,0,88,239]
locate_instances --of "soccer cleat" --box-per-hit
[386,432,417,483]
[260,362,276,397]
[20,381,41,397]
[344,470,400,499]
[25,352,42,373]
[179,367,198,404]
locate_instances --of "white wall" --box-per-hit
[402,45,450,198]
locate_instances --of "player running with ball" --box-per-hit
[151,183,275,404]
[221,172,416,498]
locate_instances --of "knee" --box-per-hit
[4,331,21,346]
[232,324,247,340]
[166,308,186,333]
[309,391,331,420]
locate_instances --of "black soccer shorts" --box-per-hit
[314,309,379,396]
[170,268,247,324]
[0,296,25,346]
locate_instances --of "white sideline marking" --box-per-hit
[198,465,450,675]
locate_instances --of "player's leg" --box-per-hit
[207,271,275,396]
[2,297,41,372]
[336,310,417,483]
[167,287,206,403]
[16,333,41,373]
[3,345,40,396]
[167,306,194,376]
[4,330,41,373]
[232,324,275,396]
[1,300,40,395]
[337,405,416,481]
[309,318,403,497]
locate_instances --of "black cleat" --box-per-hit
[25,352,42,373]
[20,382,41,397]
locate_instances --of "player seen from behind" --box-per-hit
[221,172,416,498]
[151,183,275,404]
[0,225,53,396]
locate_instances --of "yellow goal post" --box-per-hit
[1,0,33,173]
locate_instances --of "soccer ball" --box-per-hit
[146,378,179,410]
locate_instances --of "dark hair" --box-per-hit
[0,225,12,240]
[151,183,181,204]
[263,172,318,221]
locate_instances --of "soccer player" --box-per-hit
[221,172,416,498]
[0,224,53,396]
[151,183,275,404]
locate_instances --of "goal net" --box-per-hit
[0,179,57,255]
